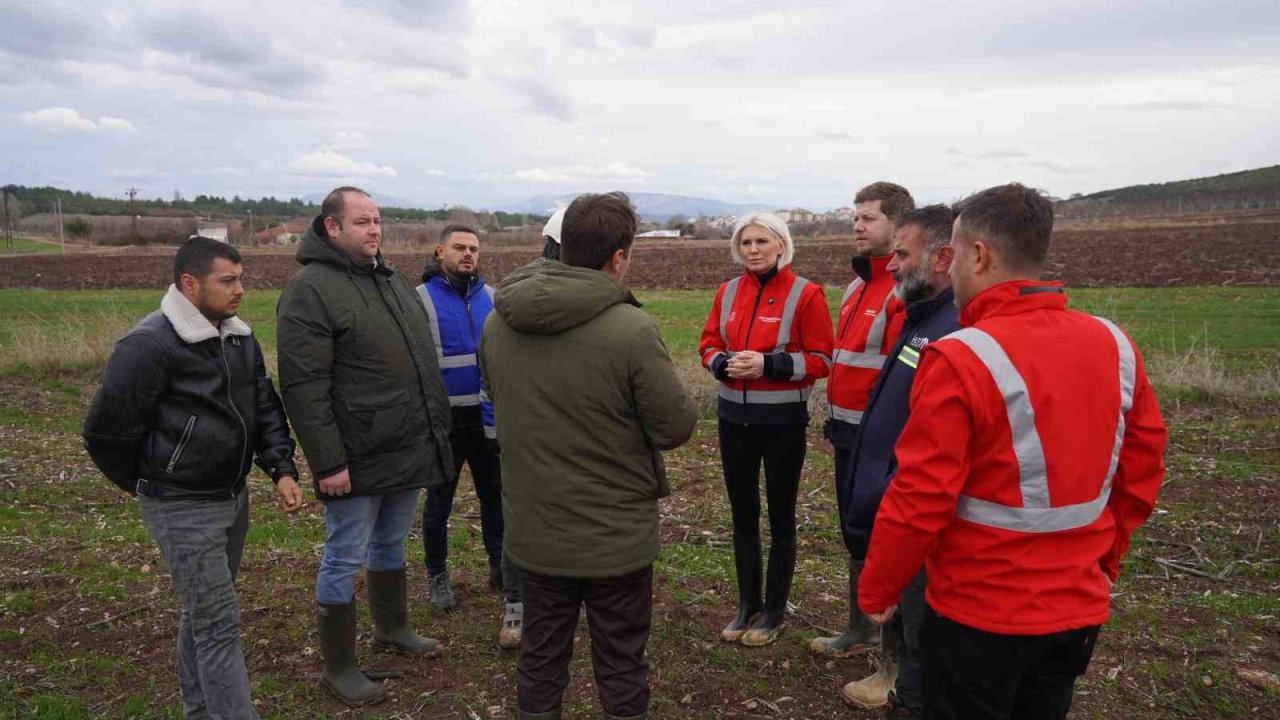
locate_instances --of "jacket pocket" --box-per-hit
[334,395,413,458]
[165,415,199,475]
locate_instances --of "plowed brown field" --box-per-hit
[2,212,1277,289]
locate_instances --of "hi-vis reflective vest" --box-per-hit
[416,274,496,438]
[828,254,898,427]
[857,281,1167,636]
[699,266,834,426]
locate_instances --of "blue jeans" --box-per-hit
[316,489,421,604]
[139,489,257,720]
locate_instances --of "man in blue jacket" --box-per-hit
[838,205,961,717]
[417,224,522,645]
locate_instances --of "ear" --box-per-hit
[434,243,445,258]
[932,244,954,275]
[179,272,200,296]
[971,238,993,275]
[606,247,628,274]
[323,215,340,238]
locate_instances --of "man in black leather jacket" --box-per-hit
[84,237,301,720]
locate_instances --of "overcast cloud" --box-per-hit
[1,0,1278,210]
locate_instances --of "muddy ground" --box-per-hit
[2,212,1278,290]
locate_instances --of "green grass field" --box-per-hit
[1,237,65,255]
[0,287,1277,719]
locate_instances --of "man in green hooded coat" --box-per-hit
[481,191,698,720]
[277,186,453,706]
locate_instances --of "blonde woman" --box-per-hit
[698,213,834,646]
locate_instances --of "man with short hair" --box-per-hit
[835,205,960,716]
[481,191,698,720]
[84,237,303,719]
[812,181,916,660]
[277,187,453,706]
[859,184,1167,720]
[416,224,523,648]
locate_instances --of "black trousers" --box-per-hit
[718,421,806,540]
[423,427,503,574]
[921,605,1100,720]
[518,565,653,717]
[832,441,865,558]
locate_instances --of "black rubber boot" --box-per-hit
[517,708,562,719]
[741,535,796,646]
[721,532,763,642]
[488,556,504,593]
[368,568,442,656]
[317,602,386,707]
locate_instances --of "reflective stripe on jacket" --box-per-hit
[699,266,834,425]
[858,280,1167,635]
[828,254,899,435]
[416,272,496,437]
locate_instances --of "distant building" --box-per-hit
[775,208,816,224]
[254,220,308,244]
[636,229,681,239]
[194,223,229,243]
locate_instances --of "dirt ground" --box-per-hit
[2,211,1278,290]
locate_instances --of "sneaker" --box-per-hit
[427,570,456,611]
[498,602,523,650]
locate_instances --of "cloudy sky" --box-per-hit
[2,0,1278,210]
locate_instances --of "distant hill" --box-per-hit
[490,192,769,223]
[1061,164,1280,216]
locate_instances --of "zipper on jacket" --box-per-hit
[166,415,199,474]
[739,280,768,424]
[218,342,250,494]
[837,280,872,343]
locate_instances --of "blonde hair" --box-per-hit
[729,212,794,268]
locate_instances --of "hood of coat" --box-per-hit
[295,214,390,275]
[493,260,639,335]
[161,284,251,344]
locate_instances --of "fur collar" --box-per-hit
[161,284,252,344]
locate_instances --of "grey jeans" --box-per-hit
[140,489,258,720]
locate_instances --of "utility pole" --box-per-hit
[57,198,67,253]
[2,185,14,253]
[126,187,140,244]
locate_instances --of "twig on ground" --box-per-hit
[1153,558,1234,581]
[81,601,156,628]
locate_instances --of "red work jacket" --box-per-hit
[858,280,1167,635]
[828,254,899,427]
[699,266,834,425]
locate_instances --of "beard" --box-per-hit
[892,257,934,305]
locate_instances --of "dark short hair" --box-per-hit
[898,204,957,253]
[439,223,479,244]
[321,186,370,231]
[954,183,1054,272]
[855,181,916,224]
[560,191,638,271]
[174,236,241,285]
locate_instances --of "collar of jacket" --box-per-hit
[959,280,1066,327]
[851,252,893,283]
[905,286,956,324]
[161,284,252,344]
[739,263,791,288]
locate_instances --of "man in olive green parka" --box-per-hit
[481,192,698,720]
[277,186,453,706]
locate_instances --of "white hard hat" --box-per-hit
[541,207,567,244]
